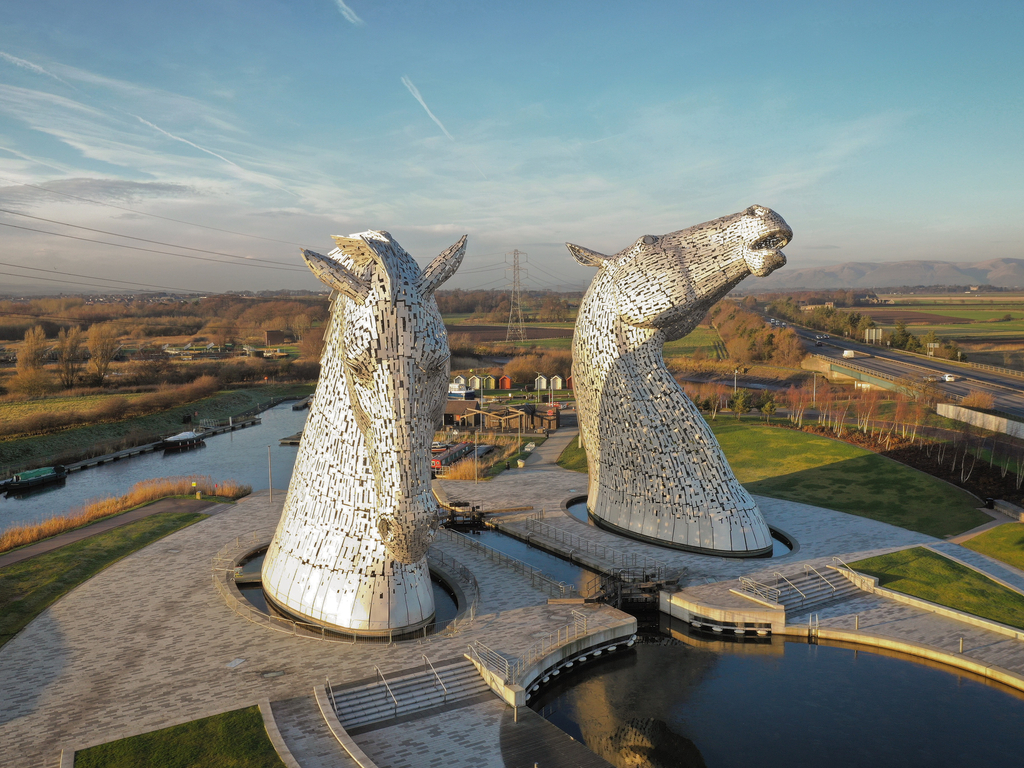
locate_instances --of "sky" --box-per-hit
[0,0,1022,295]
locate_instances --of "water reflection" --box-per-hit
[0,403,308,529]
[472,528,599,590]
[532,615,1024,768]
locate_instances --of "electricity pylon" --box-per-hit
[505,249,527,342]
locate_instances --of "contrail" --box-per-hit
[131,113,244,170]
[334,0,364,25]
[401,76,454,141]
[0,51,74,89]
[0,145,68,174]
[131,113,299,197]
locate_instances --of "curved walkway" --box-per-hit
[0,497,220,569]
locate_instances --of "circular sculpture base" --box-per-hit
[262,588,436,638]
[587,507,773,559]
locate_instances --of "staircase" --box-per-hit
[738,565,862,615]
[330,657,490,731]
[773,567,862,613]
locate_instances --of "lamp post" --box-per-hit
[267,445,272,503]
[733,368,739,394]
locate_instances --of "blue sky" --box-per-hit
[0,0,1021,294]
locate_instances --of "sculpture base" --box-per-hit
[588,508,773,559]
[262,588,436,638]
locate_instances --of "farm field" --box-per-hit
[0,392,151,421]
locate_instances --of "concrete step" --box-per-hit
[332,659,489,730]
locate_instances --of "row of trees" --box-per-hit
[11,324,120,395]
[766,298,877,339]
[708,303,805,366]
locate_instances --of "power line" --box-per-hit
[0,261,208,294]
[0,207,300,267]
[0,175,307,246]
[0,221,307,272]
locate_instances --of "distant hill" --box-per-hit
[752,258,1024,290]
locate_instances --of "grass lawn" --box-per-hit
[557,435,588,473]
[712,421,987,538]
[0,392,152,421]
[75,706,285,768]
[0,511,206,649]
[962,523,1024,571]
[850,547,1024,630]
[0,383,313,469]
[663,327,722,357]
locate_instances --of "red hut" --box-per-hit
[498,375,512,390]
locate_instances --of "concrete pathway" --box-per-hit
[0,497,221,569]
[927,540,1024,594]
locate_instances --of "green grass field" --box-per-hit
[0,392,152,421]
[74,706,285,768]
[962,523,1024,571]
[558,419,987,537]
[850,547,1024,630]
[712,421,986,537]
[0,383,313,469]
[0,511,206,649]
[663,327,723,357]
[556,435,588,472]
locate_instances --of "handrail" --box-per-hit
[738,576,781,603]
[422,655,448,702]
[773,572,806,600]
[438,528,578,598]
[521,518,668,576]
[803,563,837,593]
[373,665,399,717]
[831,555,855,573]
[469,611,593,686]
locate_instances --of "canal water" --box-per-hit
[0,403,308,529]
[532,615,1024,768]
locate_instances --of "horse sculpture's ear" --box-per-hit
[302,249,370,303]
[566,243,611,268]
[418,235,468,297]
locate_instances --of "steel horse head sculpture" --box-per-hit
[569,206,792,556]
[263,230,466,633]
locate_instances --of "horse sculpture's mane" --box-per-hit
[570,206,791,556]
[262,230,465,632]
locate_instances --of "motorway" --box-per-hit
[780,322,1024,420]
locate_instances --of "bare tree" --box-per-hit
[88,323,120,383]
[54,326,84,389]
[16,324,47,373]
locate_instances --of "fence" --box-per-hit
[211,530,481,644]
[469,610,590,685]
[437,527,579,598]
[521,519,668,577]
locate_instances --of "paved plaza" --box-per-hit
[3,424,1024,767]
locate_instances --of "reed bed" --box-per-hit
[0,475,250,554]
[443,434,525,480]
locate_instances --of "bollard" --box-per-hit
[855,615,859,631]
[959,637,964,654]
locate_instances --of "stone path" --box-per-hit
[272,696,357,768]
[0,497,220,569]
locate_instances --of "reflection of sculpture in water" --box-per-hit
[569,206,792,556]
[591,718,706,768]
[262,230,466,632]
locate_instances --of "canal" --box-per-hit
[0,403,308,529]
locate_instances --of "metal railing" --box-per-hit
[831,556,856,574]
[373,666,400,718]
[521,519,668,576]
[422,655,448,702]
[773,571,807,601]
[738,576,781,604]
[803,563,837,594]
[469,609,591,685]
[211,532,482,644]
[437,528,578,598]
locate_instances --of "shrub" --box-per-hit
[0,475,251,553]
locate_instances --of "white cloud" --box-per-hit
[334,0,364,25]
[0,51,73,89]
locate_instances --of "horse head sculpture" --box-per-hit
[262,230,466,632]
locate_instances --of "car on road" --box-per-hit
[815,341,824,347]
[942,373,958,382]
[922,375,939,382]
